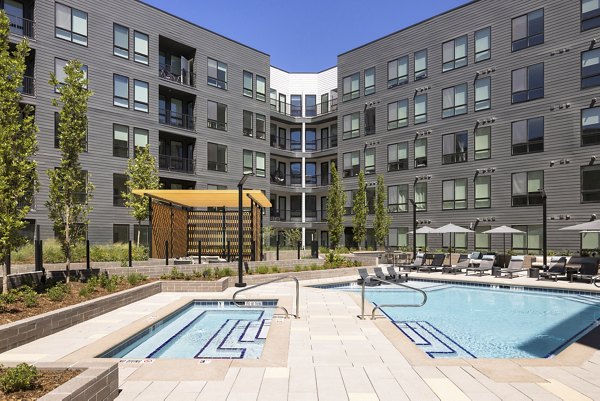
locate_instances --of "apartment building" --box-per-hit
[5,0,600,253]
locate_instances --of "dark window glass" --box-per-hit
[512,9,544,52]
[512,63,544,104]
[512,117,544,155]
[582,165,600,202]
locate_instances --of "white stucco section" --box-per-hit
[269,66,338,100]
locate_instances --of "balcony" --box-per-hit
[271,98,338,118]
[18,75,34,96]
[270,136,338,152]
[270,173,331,188]
[159,109,195,130]
[6,13,34,39]
[159,154,195,174]
[269,209,327,222]
[159,63,195,87]
[158,36,196,88]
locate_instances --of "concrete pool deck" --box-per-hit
[0,272,599,400]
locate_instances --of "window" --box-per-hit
[256,114,266,140]
[512,9,544,51]
[388,185,408,213]
[278,127,287,150]
[113,224,129,243]
[474,77,491,111]
[55,3,87,45]
[279,94,287,114]
[582,165,600,202]
[388,142,408,172]
[364,67,375,95]
[134,225,149,247]
[133,80,148,112]
[442,84,467,118]
[207,100,227,130]
[270,89,278,110]
[343,112,360,139]
[243,71,253,97]
[291,95,302,116]
[290,129,301,151]
[207,143,227,172]
[475,27,491,62]
[113,174,127,207]
[343,151,360,177]
[388,228,409,248]
[414,94,427,124]
[243,110,253,137]
[134,128,148,155]
[512,171,543,206]
[442,35,467,72]
[343,73,360,101]
[442,131,468,164]
[288,195,300,218]
[512,117,544,155]
[474,126,491,160]
[512,225,542,253]
[256,152,265,177]
[344,190,355,215]
[256,75,266,101]
[367,188,376,214]
[582,49,600,89]
[113,124,128,158]
[443,179,467,210]
[113,24,128,58]
[415,49,427,80]
[582,232,600,252]
[113,75,129,108]
[320,128,330,150]
[243,149,253,174]
[442,232,468,251]
[321,93,329,114]
[387,100,408,130]
[415,138,427,168]
[207,58,227,89]
[365,107,376,135]
[415,182,427,211]
[512,63,544,103]
[331,124,338,147]
[305,95,316,117]
[475,176,491,208]
[134,31,149,64]
[388,56,408,88]
[582,107,600,145]
[365,148,375,175]
[306,128,317,151]
[475,225,491,251]
[582,0,600,30]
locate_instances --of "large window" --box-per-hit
[134,128,148,155]
[442,35,467,72]
[474,77,491,111]
[442,84,467,118]
[388,56,408,88]
[582,232,600,252]
[344,190,355,215]
[388,228,409,248]
[388,142,408,172]
[415,182,427,211]
[582,0,600,30]
[387,100,408,130]
[306,95,316,117]
[243,110,253,137]
[133,80,148,112]
[207,143,227,172]
[443,179,467,210]
[291,95,302,116]
[582,107,600,145]
[364,107,376,135]
[414,94,427,124]
[364,67,375,96]
[415,138,427,168]
[475,176,491,208]
[343,151,360,177]
[343,112,360,139]
[256,75,266,101]
[512,171,543,206]
[512,9,544,52]
[207,58,227,89]
[256,114,266,140]
[512,63,544,103]
[582,165,600,202]
[113,24,129,58]
[582,49,600,89]
[113,75,129,108]
[365,148,375,175]
[388,185,408,213]
[442,131,468,164]
[243,149,253,174]
[134,31,149,64]
[343,73,360,101]
[55,3,87,45]
[512,117,544,155]
[475,225,491,251]
[113,224,129,243]
[256,152,266,177]
[512,225,542,253]
[207,100,227,131]
[475,27,491,62]
[474,127,491,160]
[415,49,427,80]
[243,71,253,97]
[113,124,128,158]
[113,174,127,207]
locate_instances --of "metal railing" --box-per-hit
[269,209,327,222]
[271,99,338,118]
[360,276,427,320]
[270,173,331,187]
[270,137,338,152]
[6,13,34,39]
[159,109,195,130]
[232,275,300,319]
[18,75,34,96]
[158,63,196,87]
[159,154,195,174]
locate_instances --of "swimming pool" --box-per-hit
[99,300,275,359]
[316,281,600,359]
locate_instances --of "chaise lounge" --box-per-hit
[538,257,567,281]
[357,268,380,286]
[417,253,446,273]
[570,258,599,284]
[499,256,525,279]
[442,254,469,274]
[466,258,494,276]
[385,265,409,282]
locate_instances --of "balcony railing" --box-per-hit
[159,109,195,130]
[18,75,34,96]
[158,63,195,87]
[159,154,195,174]
[17,194,35,211]
[270,173,332,188]
[270,137,338,152]
[6,13,34,39]
[269,209,327,222]
[271,98,338,118]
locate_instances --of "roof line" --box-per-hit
[270,64,337,75]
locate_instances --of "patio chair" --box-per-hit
[538,257,567,281]
[466,258,494,276]
[500,258,525,279]
[373,267,389,283]
[357,268,379,286]
[398,254,425,271]
[418,253,446,273]
[386,265,409,283]
[442,254,469,274]
[570,258,599,283]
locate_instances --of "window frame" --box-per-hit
[581,165,600,203]
[342,112,360,140]
[581,48,600,89]
[388,185,409,213]
[414,182,427,211]
[414,94,427,124]
[133,79,149,112]
[387,99,408,130]
[113,24,129,59]
[243,110,253,137]
[55,3,88,46]
[243,149,253,175]
[113,124,129,158]
[113,74,129,108]
[511,9,544,52]
[207,58,228,90]
[512,117,544,155]
[414,138,427,168]
[474,27,491,62]
[133,31,149,65]
[113,174,127,207]
[442,83,468,118]
[474,175,491,209]
[511,63,544,104]
[582,106,600,146]
[388,56,408,88]
[342,72,360,101]
[207,142,228,172]
[256,152,266,177]
[414,49,428,80]
[474,76,491,111]
[442,131,468,165]
[133,127,149,156]
[364,148,376,175]
[243,70,253,98]
[364,107,376,136]
[442,178,468,210]
[387,142,409,172]
[511,171,544,207]
[474,126,491,160]
[256,114,266,140]
[207,100,227,131]
[582,0,600,31]
[364,67,376,96]
[343,151,360,178]
[442,35,468,72]
[256,75,266,101]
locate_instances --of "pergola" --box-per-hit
[132,190,271,260]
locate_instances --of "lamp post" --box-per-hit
[539,188,547,270]
[236,172,253,288]
[409,199,417,262]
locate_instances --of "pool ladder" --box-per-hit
[360,277,427,320]
[232,276,300,319]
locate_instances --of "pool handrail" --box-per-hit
[232,275,300,319]
[360,276,427,320]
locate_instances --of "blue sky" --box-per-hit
[142,0,470,72]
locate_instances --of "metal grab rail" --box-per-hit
[232,276,300,319]
[360,276,427,320]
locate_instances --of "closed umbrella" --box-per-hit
[483,226,525,267]
[432,223,473,253]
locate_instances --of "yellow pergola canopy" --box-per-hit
[132,189,272,208]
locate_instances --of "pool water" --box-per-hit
[100,301,275,359]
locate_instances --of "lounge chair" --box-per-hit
[570,258,599,283]
[442,254,469,274]
[385,265,409,282]
[538,257,567,281]
[418,253,446,273]
[466,259,494,276]
[399,254,425,271]
[373,267,389,283]
[357,268,379,286]
[500,258,525,279]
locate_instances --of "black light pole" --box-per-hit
[539,188,547,269]
[409,199,417,262]
[236,172,253,287]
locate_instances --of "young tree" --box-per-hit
[47,60,93,283]
[0,12,38,293]
[122,145,161,246]
[352,170,367,250]
[326,162,345,248]
[284,228,302,248]
[373,174,391,249]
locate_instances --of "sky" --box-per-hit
[142,0,470,72]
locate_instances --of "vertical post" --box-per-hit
[222,209,226,259]
[5,251,10,277]
[227,240,231,262]
[165,240,169,265]
[34,240,40,271]
[86,239,90,271]
[259,205,264,261]
[542,190,547,269]
[276,238,280,261]
[410,199,417,262]
[251,240,256,261]
[360,280,366,320]
[39,240,43,272]
[169,204,174,258]
[198,240,201,259]
[128,240,133,267]
[236,180,247,287]
[297,240,301,260]
[148,196,153,258]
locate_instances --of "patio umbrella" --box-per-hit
[482,226,525,267]
[407,226,437,253]
[559,220,600,232]
[432,223,473,253]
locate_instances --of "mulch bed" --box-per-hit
[0,369,82,400]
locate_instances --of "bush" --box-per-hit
[46,283,69,302]
[99,273,122,292]
[160,268,186,280]
[0,363,39,393]
[270,266,280,273]
[256,266,269,274]
[221,267,234,277]
[78,286,93,298]
[0,289,20,305]
[126,272,147,286]
[201,268,213,279]
[19,286,39,308]
[294,265,302,272]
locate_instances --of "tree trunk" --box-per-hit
[137,221,141,247]
[65,256,70,283]
[1,263,7,294]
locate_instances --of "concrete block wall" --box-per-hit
[37,363,119,401]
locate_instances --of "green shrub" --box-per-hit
[0,289,20,305]
[126,272,147,286]
[160,268,186,280]
[201,268,213,279]
[19,286,39,308]
[270,266,280,273]
[0,363,39,393]
[98,274,122,292]
[221,267,234,277]
[46,283,69,302]
[256,266,269,274]
[78,286,93,298]
[293,265,302,272]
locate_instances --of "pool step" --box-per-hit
[196,318,270,359]
[394,321,476,359]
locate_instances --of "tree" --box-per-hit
[283,228,302,248]
[352,170,367,250]
[326,162,345,248]
[47,59,93,283]
[373,174,391,249]
[122,145,161,246]
[0,12,38,293]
